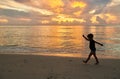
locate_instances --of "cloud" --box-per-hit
[0,0,53,15]
[0,9,29,17]
[96,16,106,24]
[15,0,30,3]
[107,0,120,7]
[104,0,120,15]
[0,0,120,25]
[16,0,64,13]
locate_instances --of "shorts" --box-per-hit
[90,49,96,52]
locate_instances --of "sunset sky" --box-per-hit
[0,0,120,25]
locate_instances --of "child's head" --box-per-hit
[87,33,94,39]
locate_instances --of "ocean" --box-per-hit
[0,25,120,59]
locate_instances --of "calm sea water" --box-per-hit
[0,25,120,59]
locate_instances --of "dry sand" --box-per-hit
[0,54,120,79]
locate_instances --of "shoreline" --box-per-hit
[0,54,120,79]
[0,53,119,59]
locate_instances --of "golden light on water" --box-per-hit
[0,25,119,59]
[0,19,8,23]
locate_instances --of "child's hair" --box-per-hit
[87,33,93,38]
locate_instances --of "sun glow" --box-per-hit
[41,20,50,24]
[18,18,31,22]
[91,16,99,24]
[52,14,85,24]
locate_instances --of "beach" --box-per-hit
[1,0,120,78]
[0,25,120,79]
[0,54,120,79]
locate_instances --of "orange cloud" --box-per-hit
[52,14,85,24]
[41,0,64,13]
[41,20,50,24]
[47,0,64,8]
[0,0,120,25]
[98,13,117,23]
[73,11,82,17]
[71,1,87,8]
[90,13,118,24]
[18,18,31,22]
[91,16,99,24]
[105,13,117,23]
[71,1,87,17]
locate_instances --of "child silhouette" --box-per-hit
[83,34,103,65]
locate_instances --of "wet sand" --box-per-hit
[0,54,120,79]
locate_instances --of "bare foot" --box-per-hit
[83,60,87,64]
[95,62,99,65]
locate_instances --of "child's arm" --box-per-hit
[95,41,103,46]
[82,35,89,41]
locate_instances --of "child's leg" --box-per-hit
[93,52,99,64]
[84,52,93,63]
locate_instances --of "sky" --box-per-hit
[0,0,120,25]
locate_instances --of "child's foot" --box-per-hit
[83,60,87,64]
[95,62,99,65]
